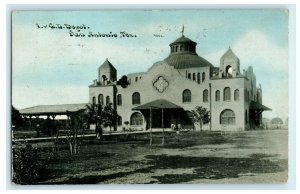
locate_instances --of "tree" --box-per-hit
[102,103,118,133]
[191,106,210,131]
[12,106,22,129]
[66,110,86,155]
[117,75,129,88]
[86,103,103,140]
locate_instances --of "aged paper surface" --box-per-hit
[11,10,288,184]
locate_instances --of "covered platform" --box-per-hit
[18,103,89,134]
[19,103,88,116]
[132,99,192,130]
[249,101,271,128]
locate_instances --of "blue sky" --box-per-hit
[12,10,289,119]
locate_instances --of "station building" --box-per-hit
[89,34,271,131]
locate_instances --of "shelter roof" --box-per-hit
[19,103,88,116]
[132,99,183,110]
[250,101,271,111]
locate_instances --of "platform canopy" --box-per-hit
[19,103,89,116]
[250,101,272,111]
[132,99,183,110]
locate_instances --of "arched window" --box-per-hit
[106,96,110,105]
[202,72,205,82]
[132,92,140,105]
[130,112,143,126]
[117,94,122,106]
[220,109,235,125]
[223,87,231,101]
[203,89,208,102]
[245,110,248,124]
[234,89,239,101]
[188,73,191,79]
[193,73,196,81]
[98,94,103,105]
[180,45,184,51]
[215,90,220,101]
[175,46,178,52]
[182,89,191,103]
[185,44,189,51]
[92,96,96,104]
[197,73,200,84]
[118,115,122,126]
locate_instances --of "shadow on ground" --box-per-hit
[48,153,287,184]
[146,154,287,183]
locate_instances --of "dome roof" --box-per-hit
[164,53,213,69]
[170,35,196,46]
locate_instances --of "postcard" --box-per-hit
[11,10,289,185]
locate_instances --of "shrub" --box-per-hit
[12,143,51,184]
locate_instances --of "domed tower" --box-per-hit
[220,47,240,78]
[98,59,117,85]
[164,35,213,69]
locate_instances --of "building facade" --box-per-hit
[89,34,270,132]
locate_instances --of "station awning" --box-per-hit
[132,99,183,110]
[19,103,89,116]
[250,101,271,111]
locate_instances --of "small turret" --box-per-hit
[98,59,117,85]
[220,47,240,77]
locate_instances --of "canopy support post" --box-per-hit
[161,108,165,145]
[150,107,152,146]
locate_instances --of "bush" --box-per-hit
[12,143,51,184]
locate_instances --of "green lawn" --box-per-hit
[13,130,288,184]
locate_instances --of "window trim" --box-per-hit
[98,94,103,105]
[117,94,122,106]
[203,89,209,102]
[106,96,110,105]
[132,92,141,105]
[220,109,236,125]
[182,89,192,103]
[215,90,220,101]
[234,89,239,101]
[223,87,231,101]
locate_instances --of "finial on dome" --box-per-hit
[180,25,185,36]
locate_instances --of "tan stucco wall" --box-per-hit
[89,61,261,132]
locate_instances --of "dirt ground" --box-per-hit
[37,129,288,184]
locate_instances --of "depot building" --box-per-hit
[88,33,271,132]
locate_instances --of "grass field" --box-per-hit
[15,130,288,184]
